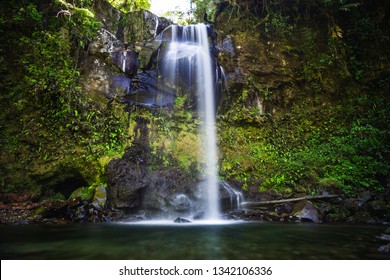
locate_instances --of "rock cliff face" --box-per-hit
[214,2,389,186]
[82,2,235,218]
[83,0,389,221]
[80,1,171,103]
[1,0,388,224]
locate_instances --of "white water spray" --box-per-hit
[122,51,127,73]
[159,24,220,220]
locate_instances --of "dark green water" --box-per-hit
[0,222,388,260]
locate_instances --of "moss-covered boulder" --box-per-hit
[292,200,321,223]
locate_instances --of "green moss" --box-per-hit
[69,186,95,201]
[0,0,130,196]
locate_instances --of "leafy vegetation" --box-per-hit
[0,0,130,196]
[215,0,389,196]
[0,0,388,201]
[108,0,150,12]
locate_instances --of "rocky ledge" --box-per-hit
[0,198,123,225]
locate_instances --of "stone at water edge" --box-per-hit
[92,185,107,210]
[347,210,376,224]
[174,217,191,223]
[368,200,387,216]
[377,234,390,241]
[292,200,321,223]
[378,243,390,254]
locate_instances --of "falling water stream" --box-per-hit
[159,24,220,220]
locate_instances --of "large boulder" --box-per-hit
[292,200,321,223]
[92,185,107,209]
[106,144,150,209]
[111,49,139,77]
[141,168,199,216]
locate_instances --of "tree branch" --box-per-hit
[241,194,341,207]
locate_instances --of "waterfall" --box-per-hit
[158,24,220,220]
[221,181,244,211]
[122,50,127,73]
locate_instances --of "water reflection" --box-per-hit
[0,222,388,260]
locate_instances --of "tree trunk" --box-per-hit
[241,194,341,207]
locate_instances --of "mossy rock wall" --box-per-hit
[214,1,390,196]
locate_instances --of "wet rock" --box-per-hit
[111,50,139,77]
[220,35,235,56]
[92,0,122,33]
[368,200,387,216]
[171,194,191,212]
[174,217,191,223]
[122,10,170,51]
[344,198,360,212]
[138,40,162,69]
[378,243,390,254]
[106,143,150,209]
[262,212,280,222]
[79,56,113,96]
[275,203,293,215]
[125,215,146,222]
[92,185,107,210]
[219,182,244,211]
[193,211,206,220]
[377,234,390,241]
[324,206,350,222]
[0,197,120,224]
[67,198,120,223]
[347,211,376,224]
[40,200,69,219]
[106,163,147,209]
[292,200,321,223]
[226,209,244,220]
[358,191,373,204]
[89,29,124,57]
[384,188,390,203]
[106,116,199,216]
[141,168,198,215]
